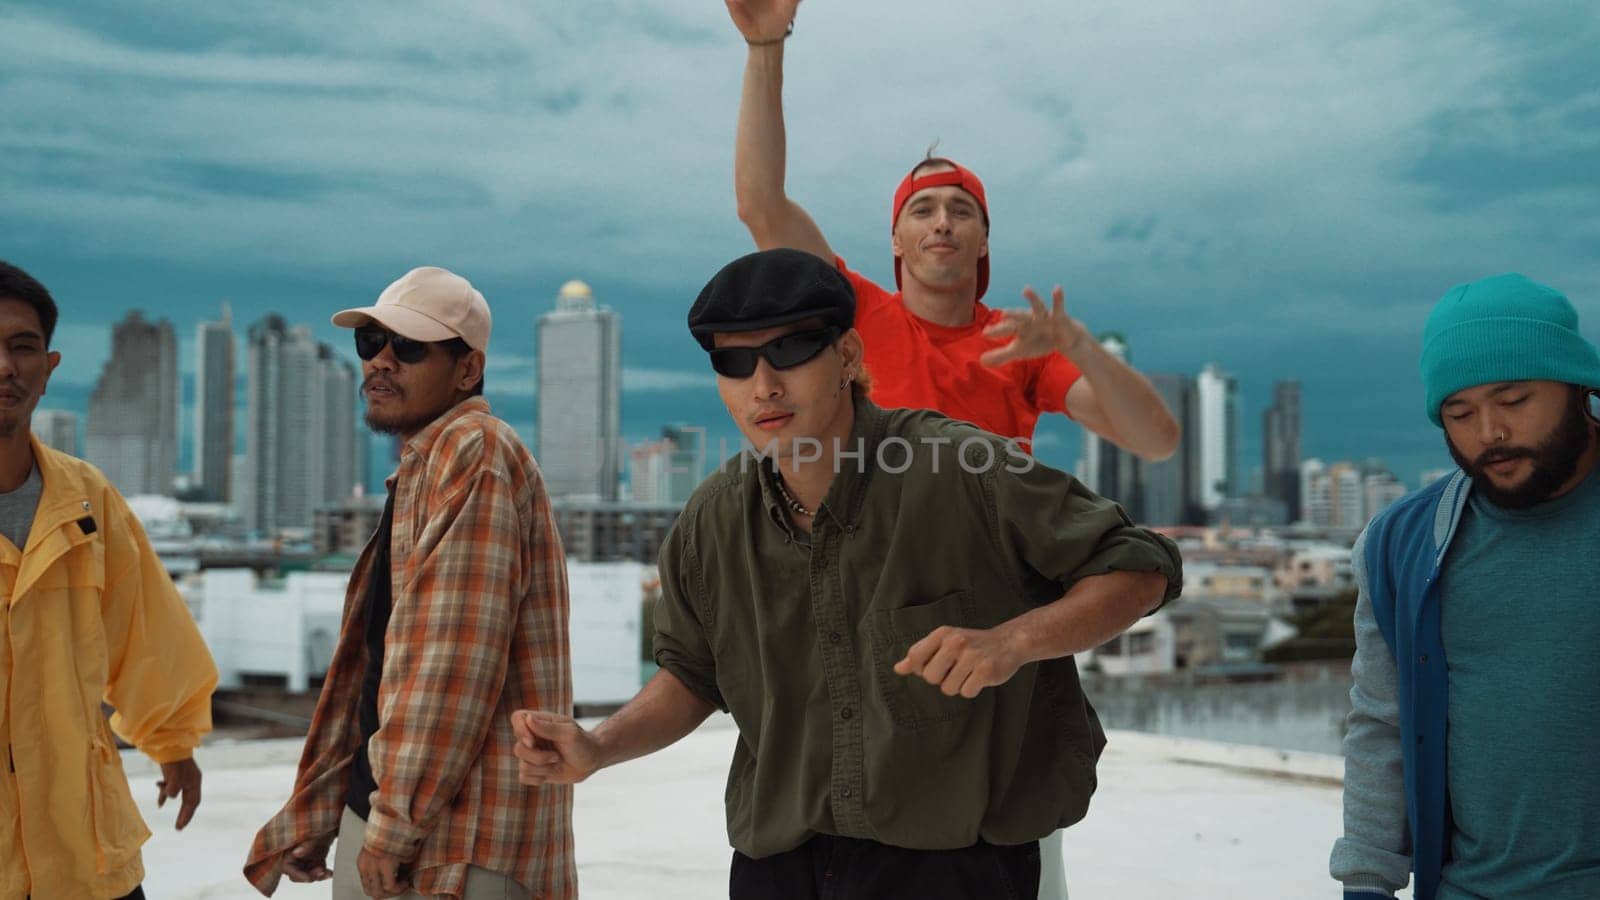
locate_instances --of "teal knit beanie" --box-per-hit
[1420,273,1600,427]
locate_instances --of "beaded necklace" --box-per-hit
[772,474,814,518]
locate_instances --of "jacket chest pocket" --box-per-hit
[867,590,987,730]
[26,531,106,594]
[36,537,110,658]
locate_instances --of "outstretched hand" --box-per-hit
[725,0,801,43]
[980,286,1092,367]
[511,710,605,787]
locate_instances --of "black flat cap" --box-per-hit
[688,248,856,351]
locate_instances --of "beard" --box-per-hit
[365,400,455,436]
[365,408,435,436]
[1447,387,1597,509]
[362,377,442,436]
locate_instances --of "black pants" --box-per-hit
[28,883,145,890]
[730,834,1040,900]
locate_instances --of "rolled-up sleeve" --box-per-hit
[651,521,725,711]
[987,455,1183,608]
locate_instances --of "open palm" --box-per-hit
[981,285,1091,367]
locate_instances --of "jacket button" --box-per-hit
[841,707,853,720]
[1419,654,1428,663]
[829,631,841,643]
[1416,735,1424,745]
[841,787,853,799]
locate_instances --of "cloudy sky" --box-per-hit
[4,0,1597,490]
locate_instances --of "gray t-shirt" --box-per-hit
[1438,464,1600,900]
[0,463,43,551]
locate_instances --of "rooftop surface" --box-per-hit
[125,717,1412,899]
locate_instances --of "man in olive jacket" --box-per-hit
[511,249,1182,899]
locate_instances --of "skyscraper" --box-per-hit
[247,315,358,535]
[1079,335,1142,515]
[86,312,178,496]
[316,344,360,506]
[1195,363,1239,512]
[194,306,236,502]
[1262,380,1302,520]
[33,409,78,456]
[1140,373,1196,525]
[537,280,621,500]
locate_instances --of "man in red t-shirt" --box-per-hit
[726,0,1179,461]
[726,3,1178,898]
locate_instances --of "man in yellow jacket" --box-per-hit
[0,260,219,900]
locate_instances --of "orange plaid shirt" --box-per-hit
[244,397,574,898]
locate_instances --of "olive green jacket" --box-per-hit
[654,398,1182,858]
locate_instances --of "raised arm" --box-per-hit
[727,0,833,260]
[1061,354,1181,462]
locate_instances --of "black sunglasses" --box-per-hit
[354,326,433,364]
[708,327,840,379]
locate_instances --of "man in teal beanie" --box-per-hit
[1332,272,1600,899]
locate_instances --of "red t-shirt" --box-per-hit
[837,257,1081,443]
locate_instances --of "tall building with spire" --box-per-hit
[86,312,178,496]
[194,305,236,502]
[537,280,621,500]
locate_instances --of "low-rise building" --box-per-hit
[181,561,648,706]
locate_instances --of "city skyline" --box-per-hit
[28,298,1433,540]
[32,297,1459,509]
[8,4,1595,494]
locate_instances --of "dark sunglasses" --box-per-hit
[708,327,840,378]
[354,326,433,364]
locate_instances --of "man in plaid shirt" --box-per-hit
[244,267,575,899]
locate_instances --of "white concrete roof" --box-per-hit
[125,717,1413,899]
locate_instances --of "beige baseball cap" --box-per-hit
[332,266,491,351]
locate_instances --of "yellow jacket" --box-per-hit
[0,439,218,899]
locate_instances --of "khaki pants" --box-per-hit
[333,806,531,900]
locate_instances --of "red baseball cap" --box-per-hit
[891,159,990,300]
